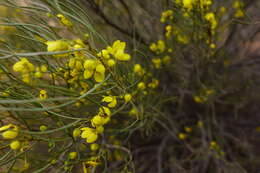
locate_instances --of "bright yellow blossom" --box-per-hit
[205,12,217,30]
[150,40,165,54]
[94,64,106,82]
[69,152,77,160]
[183,0,195,10]
[137,82,146,90]
[107,40,131,61]
[90,143,99,151]
[39,125,47,131]
[148,79,159,88]
[39,90,48,100]
[2,130,18,139]
[178,133,187,140]
[73,128,81,138]
[124,94,132,102]
[133,64,145,76]
[102,96,117,108]
[160,10,173,23]
[83,59,96,79]
[107,59,116,67]
[152,58,162,69]
[10,140,21,150]
[46,40,69,52]
[98,106,111,116]
[13,58,35,73]
[0,124,19,139]
[91,115,110,127]
[81,127,98,143]
[57,14,73,27]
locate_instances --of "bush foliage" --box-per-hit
[0,0,260,172]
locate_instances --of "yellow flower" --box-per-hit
[73,128,81,138]
[219,6,226,15]
[165,25,173,38]
[210,141,218,149]
[73,44,84,58]
[98,106,111,116]
[150,43,157,52]
[210,43,216,49]
[102,96,117,108]
[157,40,166,53]
[39,125,47,131]
[124,94,132,102]
[152,58,162,69]
[81,127,98,143]
[149,40,165,54]
[184,126,192,133]
[57,14,73,27]
[0,124,13,131]
[194,96,203,103]
[97,49,110,59]
[90,143,99,151]
[2,130,18,139]
[10,140,21,150]
[1,124,19,139]
[13,58,35,73]
[163,56,171,64]
[133,64,144,76]
[205,12,217,30]
[160,10,173,23]
[46,40,69,52]
[85,160,99,167]
[129,107,138,116]
[183,0,195,10]
[107,59,116,67]
[148,79,159,88]
[94,64,106,82]
[96,126,104,134]
[91,115,110,127]
[233,1,244,9]
[177,34,189,44]
[34,70,42,78]
[137,82,146,90]
[39,90,48,100]
[178,133,187,140]
[108,40,131,61]
[83,59,96,79]
[234,9,244,18]
[69,152,77,160]
[84,60,106,83]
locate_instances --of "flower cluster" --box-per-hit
[13,58,35,83]
[0,124,21,150]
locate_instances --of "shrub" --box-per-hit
[0,0,259,172]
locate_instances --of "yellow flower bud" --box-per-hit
[69,152,77,160]
[46,40,69,52]
[102,96,117,108]
[10,140,21,150]
[2,130,18,139]
[137,82,146,90]
[39,90,48,100]
[107,59,116,67]
[124,94,132,102]
[81,127,98,143]
[39,125,47,131]
[90,143,99,151]
[94,64,106,82]
[73,128,81,138]
[178,133,187,140]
